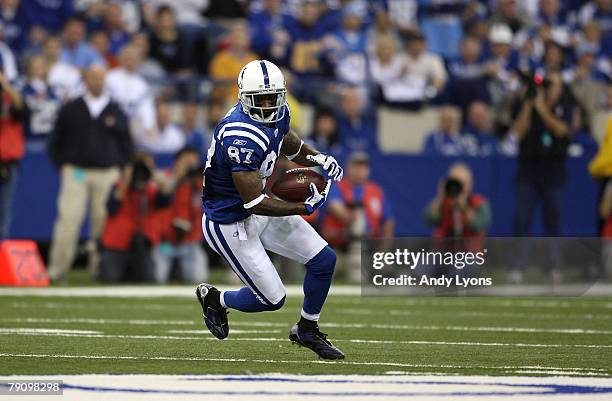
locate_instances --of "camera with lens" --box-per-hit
[444,178,463,199]
[519,70,550,100]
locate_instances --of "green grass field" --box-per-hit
[1,292,611,377]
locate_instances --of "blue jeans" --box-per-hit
[153,242,209,284]
[0,164,18,240]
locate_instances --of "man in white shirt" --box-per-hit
[43,36,83,102]
[138,99,185,154]
[105,45,157,139]
[402,30,447,97]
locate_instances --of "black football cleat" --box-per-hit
[289,324,345,360]
[195,283,229,340]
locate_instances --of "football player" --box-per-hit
[196,60,345,359]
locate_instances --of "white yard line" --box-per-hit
[3,317,610,335]
[0,353,608,375]
[1,330,610,348]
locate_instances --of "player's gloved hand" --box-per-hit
[306,154,343,182]
[304,180,331,215]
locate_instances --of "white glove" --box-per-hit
[306,154,343,181]
[304,180,331,215]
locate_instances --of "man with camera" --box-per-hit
[511,71,576,237]
[98,153,173,282]
[154,147,209,284]
[424,163,491,239]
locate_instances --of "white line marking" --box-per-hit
[0,328,102,335]
[3,317,609,335]
[167,329,281,334]
[1,330,611,348]
[0,353,608,375]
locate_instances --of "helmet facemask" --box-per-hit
[240,88,287,123]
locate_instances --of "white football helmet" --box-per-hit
[238,60,287,123]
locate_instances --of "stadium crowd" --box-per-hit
[0,0,610,282]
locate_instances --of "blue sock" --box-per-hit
[222,287,285,312]
[302,246,336,321]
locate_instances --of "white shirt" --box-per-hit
[48,61,83,101]
[83,92,110,119]
[403,51,448,85]
[139,123,186,154]
[105,67,157,132]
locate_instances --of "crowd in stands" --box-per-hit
[0,0,605,159]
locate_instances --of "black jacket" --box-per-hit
[48,97,133,169]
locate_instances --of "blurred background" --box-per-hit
[0,0,610,285]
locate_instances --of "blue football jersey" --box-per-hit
[202,102,291,223]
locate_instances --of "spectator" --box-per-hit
[20,23,48,61]
[336,86,377,153]
[483,24,519,103]
[462,101,498,156]
[181,101,208,154]
[201,96,226,144]
[324,3,368,89]
[537,0,571,44]
[20,55,60,143]
[0,0,29,52]
[424,162,491,238]
[0,32,18,82]
[21,0,74,34]
[105,45,157,140]
[90,30,118,68]
[512,71,577,236]
[423,106,466,156]
[130,32,165,81]
[370,32,425,108]
[447,36,491,110]
[47,65,133,282]
[103,3,130,56]
[98,153,173,282]
[277,0,329,78]
[306,108,345,163]
[491,0,530,33]
[43,35,82,102]
[0,71,27,240]
[321,151,394,280]
[154,147,208,284]
[249,0,291,59]
[565,43,608,135]
[365,3,400,55]
[209,19,258,105]
[137,99,185,154]
[537,40,565,74]
[402,30,447,101]
[61,17,105,69]
[148,5,189,74]
[579,0,612,36]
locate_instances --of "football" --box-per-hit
[270,168,327,202]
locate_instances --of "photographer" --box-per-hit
[424,163,491,239]
[98,153,173,282]
[512,71,577,236]
[0,71,28,240]
[154,147,209,284]
[321,152,395,281]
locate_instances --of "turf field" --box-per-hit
[2,286,612,400]
[1,287,611,378]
